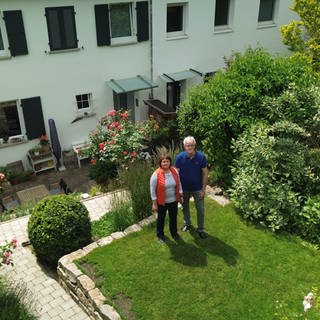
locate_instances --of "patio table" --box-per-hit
[16,184,50,205]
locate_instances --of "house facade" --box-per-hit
[0,0,294,168]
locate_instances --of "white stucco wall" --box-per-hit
[0,0,295,168]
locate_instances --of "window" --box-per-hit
[75,93,92,111]
[258,0,275,22]
[214,0,230,27]
[166,3,187,37]
[108,2,137,45]
[94,2,149,46]
[0,100,21,139]
[45,6,78,51]
[110,3,133,39]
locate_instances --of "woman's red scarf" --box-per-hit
[155,166,180,205]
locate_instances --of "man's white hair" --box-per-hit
[183,136,196,146]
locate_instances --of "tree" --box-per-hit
[281,0,320,70]
[177,47,318,186]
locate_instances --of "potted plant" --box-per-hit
[39,135,50,153]
[32,144,41,156]
[16,170,36,183]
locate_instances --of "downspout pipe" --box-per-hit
[149,0,154,99]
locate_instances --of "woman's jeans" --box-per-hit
[157,201,178,238]
[182,191,205,232]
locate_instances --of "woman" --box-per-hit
[150,154,183,242]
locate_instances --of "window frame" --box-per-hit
[213,0,234,33]
[166,3,188,38]
[108,2,137,46]
[0,11,10,58]
[75,93,93,113]
[214,0,229,27]
[258,0,277,26]
[45,6,78,52]
[0,100,25,141]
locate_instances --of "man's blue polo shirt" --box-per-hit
[175,151,208,192]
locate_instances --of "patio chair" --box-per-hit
[71,141,89,168]
[62,149,77,168]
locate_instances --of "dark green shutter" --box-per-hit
[136,1,149,42]
[21,97,46,140]
[3,10,28,56]
[95,4,110,46]
[45,6,78,51]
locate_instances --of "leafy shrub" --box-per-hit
[0,167,13,181]
[112,194,135,231]
[138,115,180,151]
[262,84,320,142]
[0,278,36,320]
[28,194,92,266]
[230,121,311,231]
[91,196,135,239]
[297,196,320,244]
[178,47,318,186]
[119,161,153,221]
[91,213,114,239]
[89,158,117,184]
[152,142,182,168]
[304,148,320,196]
[0,203,34,223]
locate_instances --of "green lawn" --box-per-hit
[77,198,320,320]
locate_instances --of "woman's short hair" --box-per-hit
[158,154,172,167]
[183,136,196,146]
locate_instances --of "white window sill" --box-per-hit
[46,47,81,54]
[213,26,233,34]
[257,21,276,29]
[110,36,137,47]
[0,52,11,60]
[0,139,27,149]
[166,34,189,41]
[76,108,93,115]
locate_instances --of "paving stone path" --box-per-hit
[0,190,228,320]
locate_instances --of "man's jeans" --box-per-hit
[182,191,205,232]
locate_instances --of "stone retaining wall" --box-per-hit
[57,214,156,320]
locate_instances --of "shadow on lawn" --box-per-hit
[190,230,239,266]
[165,238,207,267]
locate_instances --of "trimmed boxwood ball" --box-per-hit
[27,194,92,266]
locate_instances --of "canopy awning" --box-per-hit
[161,68,203,83]
[107,75,158,94]
[144,99,176,116]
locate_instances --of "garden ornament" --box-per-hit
[303,292,313,312]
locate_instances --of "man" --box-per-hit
[175,136,208,239]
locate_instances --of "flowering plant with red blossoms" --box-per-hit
[0,172,6,194]
[1,238,17,266]
[86,109,144,167]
